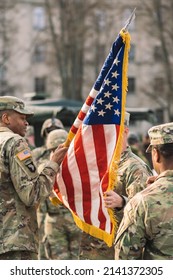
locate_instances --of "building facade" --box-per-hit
[0,0,172,123]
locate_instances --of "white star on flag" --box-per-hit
[91,104,97,111]
[104,78,111,86]
[104,91,112,98]
[112,83,119,91]
[97,98,104,105]
[114,108,121,116]
[105,103,113,110]
[112,71,119,78]
[114,58,120,66]
[113,96,120,104]
[98,109,106,117]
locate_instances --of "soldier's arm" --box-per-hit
[126,164,152,199]
[8,137,66,207]
[114,194,147,260]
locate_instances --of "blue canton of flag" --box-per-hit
[84,38,125,126]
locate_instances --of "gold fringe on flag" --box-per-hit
[106,30,131,246]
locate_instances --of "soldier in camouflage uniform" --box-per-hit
[32,117,65,259]
[38,129,81,259]
[114,122,173,260]
[78,112,153,260]
[127,133,149,165]
[0,96,67,260]
[32,118,64,166]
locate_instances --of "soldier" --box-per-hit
[127,133,149,165]
[114,122,173,260]
[38,129,81,260]
[25,125,35,150]
[78,112,153,260]
[32,117,64,166]
[32,117,65,259]
[0,96,67,260]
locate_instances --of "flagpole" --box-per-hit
[123,8,136,32]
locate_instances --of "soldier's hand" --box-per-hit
[50,144,68,166]
[104,190,124,209]
[146,175,157,187]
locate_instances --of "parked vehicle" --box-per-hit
[27,99,157,147]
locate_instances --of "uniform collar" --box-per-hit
[0,127,14,133]
[156,170,173,180]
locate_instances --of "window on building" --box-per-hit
[34,77,46,94]
[33,7,45,30]
[154,46,163,61]
[129,44,135,62]
[128,77,136,94]
[33,44,46,63]
[154,77,165,93]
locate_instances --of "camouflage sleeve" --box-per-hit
[126,165,152,199]
[8,137,59,207]
[114,193,147,260]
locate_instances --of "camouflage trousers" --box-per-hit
[0,251,38,260]
[78,232,114,260]
[42,210,81,260]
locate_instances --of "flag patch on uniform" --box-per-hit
[16,149,31,161]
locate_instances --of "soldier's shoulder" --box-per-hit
[3,133,29,154]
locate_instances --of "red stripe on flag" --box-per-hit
[71,125,78,135]
[92,125,108,230]
[61,155,76,213]
[116,124,120,136]
[92,125,108,181]
[85,95,94,106]
[101,171,110,193]
[73,126,92,224]
[78,110,86,121]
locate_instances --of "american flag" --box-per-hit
[54,30,130,246]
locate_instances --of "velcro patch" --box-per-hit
[16,149,31,161]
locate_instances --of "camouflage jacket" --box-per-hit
[32,146,51,166]
[115,170,173,260]
[114,146,152,222]
[0,127,59,254]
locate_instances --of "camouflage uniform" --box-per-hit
[0,97,60,260]
[78,146,153,260]
[32,119,65,259]
[32,118,64,166]
[43,198,81,260]
[115,122,173,260]
[128,133,149,165]
[37,129,81,260]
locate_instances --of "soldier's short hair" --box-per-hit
[152,143,173,158]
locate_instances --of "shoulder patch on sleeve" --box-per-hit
[16,149,31,161]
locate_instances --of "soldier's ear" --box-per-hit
[152,148,160,163]
[2,112,10,125]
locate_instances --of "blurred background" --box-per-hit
[0,0,172,145]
